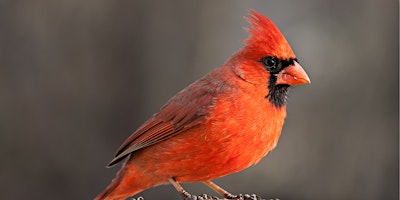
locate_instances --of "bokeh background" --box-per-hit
[1,1,398,200]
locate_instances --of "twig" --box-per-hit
[183,193,278,200]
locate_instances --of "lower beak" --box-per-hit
[276,61,311,86]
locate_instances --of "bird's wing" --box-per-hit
[107,80,216,167]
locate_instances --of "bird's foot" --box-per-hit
[225,194,267,200]
[182,193,220,200]
[182,193,270,200]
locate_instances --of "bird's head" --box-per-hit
[232,10,310,107]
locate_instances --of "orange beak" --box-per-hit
[276,61,310,86]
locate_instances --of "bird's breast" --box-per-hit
[205,90,287,172]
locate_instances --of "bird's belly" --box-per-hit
[133,115,283,182]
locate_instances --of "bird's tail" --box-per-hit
[94,162,157,200]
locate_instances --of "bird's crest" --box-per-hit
[244,10,295,59]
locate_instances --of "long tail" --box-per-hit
[95,162,157,200]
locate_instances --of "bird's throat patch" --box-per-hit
[265,77,289,108]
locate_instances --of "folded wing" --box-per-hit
[107,80,218,167]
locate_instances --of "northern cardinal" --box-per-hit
[95,10,310,200]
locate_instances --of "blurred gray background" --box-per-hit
[0,1,398,200]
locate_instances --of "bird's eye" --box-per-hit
[262,56,279,71]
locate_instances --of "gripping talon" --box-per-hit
[169,178,193,199]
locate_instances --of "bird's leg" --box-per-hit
[169,178,192,198]
[203,180,235,199]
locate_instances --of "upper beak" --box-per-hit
[276,61,310,86]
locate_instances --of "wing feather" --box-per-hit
[107,79,218,167]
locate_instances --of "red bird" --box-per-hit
[95,10,310,200]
